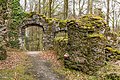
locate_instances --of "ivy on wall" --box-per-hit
[8,0,27,48]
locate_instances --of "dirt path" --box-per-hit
[26,51,65,80]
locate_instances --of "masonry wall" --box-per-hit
[66,15,109,75]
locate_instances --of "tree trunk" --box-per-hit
[29,2,33,12]
[48,0,52,18]
[34,3,38,12]
[87,0,93,14]
[73,0,75,18]
[43,0,46,15]
[87,0,90,14]
[64,0,68,19]
[24,0,27,11]
[107,0,110,26]
[112,0,115,31]
[38,0,41,14]
[79,0,81,15]
[90,0,93,14]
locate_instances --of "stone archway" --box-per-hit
[19,13,68,51]
[19,24,45,51]
[19,14,54,50]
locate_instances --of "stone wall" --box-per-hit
[19,13,68,50]
[19,13,120,75]
[0,0,8,60]
[65,15,109,75]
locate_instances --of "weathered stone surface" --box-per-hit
[19,13,120,75]
[0,1,8,60]
[65,15,109,75]
[19,13,67,50]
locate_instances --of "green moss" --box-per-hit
[57,20,68,28]
[25,13,107,31]
[87,33,106,39]
[28,12,36,18]
[106,47,120,55]
[48,21,54,26]
[45,18,49,23]
[54,37,68,43]
[78,14,107,30]
[106,32,119,37]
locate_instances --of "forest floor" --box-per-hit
[0,49,34,80]
[0,49,120,80]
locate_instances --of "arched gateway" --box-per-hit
[19,13,67,51]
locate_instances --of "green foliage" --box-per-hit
[106,47,120,54]
[8,0,27,48]
[59,20,68,28]
[9,40,19,48]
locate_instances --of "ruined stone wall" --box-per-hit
[0,0,9,60]
[19,13,68,50]
[66,15,109,75]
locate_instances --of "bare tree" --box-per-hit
[112,0,115,31]
[107,0,110,25]
[43,0,46,14]
[79,0,86,16]
[38,0,41,14]
[64,0,68,19]
[87,0,93,14]
[48,0,52,18]
[79,0,81,15]
[73,0,76,18]
[24,0,27,11]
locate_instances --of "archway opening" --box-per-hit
[24,25,44,51]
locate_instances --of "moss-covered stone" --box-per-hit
[0,0,8,60]
[20,13,120,75]
[105,47,120,60]
[66,14,109,75]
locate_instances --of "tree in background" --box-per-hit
[64,0,68,19]
[87,0,93,14]
[48,0,52,18]
[24,0,27,11]
[107,0,110,26]
[38,0,41,14]
[42,0,46,15]
[73,0,75,18]
[18,0,120,32]
[112,0,115,31]
[78,0,84,16]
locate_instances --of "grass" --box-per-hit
[0,63,34,80]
